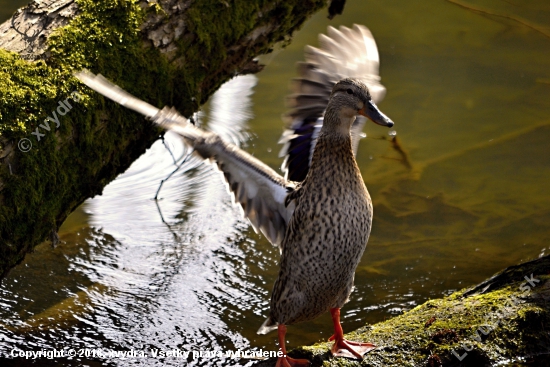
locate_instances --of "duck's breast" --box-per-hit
[271,171,372,324]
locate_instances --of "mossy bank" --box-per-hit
[0,0,327,278]
[255,255,550,366]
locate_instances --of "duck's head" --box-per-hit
[328,78,394,131]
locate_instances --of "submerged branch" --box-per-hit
[447,0,550,40]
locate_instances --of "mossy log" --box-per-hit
[255,255,550,367]
[0,0,330,278]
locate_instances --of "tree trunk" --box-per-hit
[0,0,329,278]
[256,255,550,366]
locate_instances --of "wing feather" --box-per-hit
[74,70,294,248]
[280,24,387,182]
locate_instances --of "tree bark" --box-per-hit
[256,255,550,366]
[0,0,328,278]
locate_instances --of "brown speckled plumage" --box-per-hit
[261,79,376,331]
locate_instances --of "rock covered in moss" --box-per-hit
[255,255,550,366]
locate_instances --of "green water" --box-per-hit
[1,0,549,366]
[0,1,28,22]
[252,0,550,321]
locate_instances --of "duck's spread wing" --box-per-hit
[174,126,295,247]
[75,70,294,247]
[280,24,386,182]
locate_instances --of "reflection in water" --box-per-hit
[0,76,274,366]
[1,0,550,366]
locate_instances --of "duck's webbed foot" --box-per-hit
[329,308,376,359]
[328,334,376,359]
[276,324,311,367]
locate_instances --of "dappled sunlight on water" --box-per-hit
[1,0,549,365]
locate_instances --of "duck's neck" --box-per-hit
[305,127,359,184]
[322,104,357,137]
[303,103,363,184]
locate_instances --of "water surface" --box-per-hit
[1,0,549,366]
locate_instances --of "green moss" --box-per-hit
[0,0,164,276]
[0,52,57,137]
[0,0,328,277]
[175,0,326,113]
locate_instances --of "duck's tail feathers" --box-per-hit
[257,317,278,335]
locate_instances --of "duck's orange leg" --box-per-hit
[275,324,310,367]
[328,308,376,359]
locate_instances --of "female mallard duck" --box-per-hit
[76,24,393,367]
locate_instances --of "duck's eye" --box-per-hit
[346,88,354,95]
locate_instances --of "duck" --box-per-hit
[75,24,393,367]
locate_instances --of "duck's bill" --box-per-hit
[359,100,394,128]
